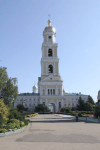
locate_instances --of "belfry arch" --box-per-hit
[48,49,53,57]
[48,64,53,73]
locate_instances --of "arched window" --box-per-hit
[48,64,53,73]
[48,49,52,57]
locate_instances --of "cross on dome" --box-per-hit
[48,14,51,26]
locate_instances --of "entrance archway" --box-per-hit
[48,103,55,113]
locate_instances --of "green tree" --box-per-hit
[87,95,95,105]
[85,102,94,111]
[34,104,50,113]
[60,107,71,113]
[17,104,28,112]
[94,105,100,118]
[77,97,85,111]
[1,78,18,107]
[0,66,8,91]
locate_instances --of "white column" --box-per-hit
[46,47,48,57]
[46,62,47,75]
[42,62,43,75]
[53,47,54,57]
[43,47,44,57]
[56,99,58,113]
[40,86,42,95]
[62,99,63,108]
[46,85,47,95]
[40,99,42,104]
[58,62,59,75]
[61,85,63,95]
[47,35,48,42]
[56,85,57,95]
[54,62,55,75]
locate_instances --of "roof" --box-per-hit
[18,93,40,96]
[43,26,56,34]
[63,93,88,96]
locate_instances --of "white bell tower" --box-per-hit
[39,15,63,96]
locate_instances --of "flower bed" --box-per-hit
[25,113,38,118]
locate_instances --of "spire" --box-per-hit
[48,14,51,26]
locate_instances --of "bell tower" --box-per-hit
[39,15,63,97]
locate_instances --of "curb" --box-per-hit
[0,125,28,137]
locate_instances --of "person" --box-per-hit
[75,110,78,122]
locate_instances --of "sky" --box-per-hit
[0,0,100,102]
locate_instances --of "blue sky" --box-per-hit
[0,0,100,102]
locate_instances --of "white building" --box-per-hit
[14,17,89,113]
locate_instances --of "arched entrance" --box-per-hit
[48,103,55,113]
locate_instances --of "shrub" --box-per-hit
[7,123,15,129]
[8,119,20,124]
[0,113,4,128]
[17,104,25,112]
[78,113,82,117]
[24,119,29,125]
[20,121,25,127]
[16,114,25,121]
[8,107,20,119]
[71,107,77,111]
[20,110,24,113]
[0,128,7,133]
[14,123,20,129]
[34,104,50,113]
[0,98,9,123]
[7,122,20,130]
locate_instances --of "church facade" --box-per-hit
[14,17,89,113]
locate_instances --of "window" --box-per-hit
[59,102,61,108]
[53,89,55,95]
[48,49,52,57]
[29,103,31,106]
[48,65,53,73]
[64,104,66,106]
[48,89,49,95]
[25,104,27,106]
[58,89,60,94]
[48,36,51,39]
[48,89,55,95]
[51,89,52,95]
[68,103,70,106]
[43,89,45,95]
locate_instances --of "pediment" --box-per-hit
[41,75,62,82]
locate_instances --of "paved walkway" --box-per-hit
[0,114,100,150]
